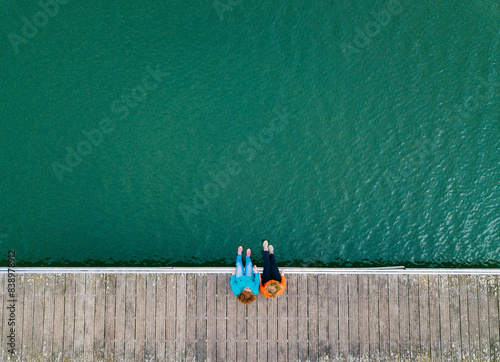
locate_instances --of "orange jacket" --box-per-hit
[259,275,286,298]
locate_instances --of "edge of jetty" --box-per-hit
[1,267,499,361]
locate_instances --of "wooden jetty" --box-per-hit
[1,268,500,361]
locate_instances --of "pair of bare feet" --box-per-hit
[262,240,274,254]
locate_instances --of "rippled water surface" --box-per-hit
[1,0,499,267]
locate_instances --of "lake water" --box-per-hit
[1,0,499,267]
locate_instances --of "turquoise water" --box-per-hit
[1,0,499,267]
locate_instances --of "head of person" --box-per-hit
[266,281,282,297]
[237,288,256,305]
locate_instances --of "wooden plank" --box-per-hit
[93,274,106,361]
[74,274,86,359]
[368,274,379,361]
[347,274,359,359]
[418,275,430,358]
[165,274,177,361]
[176,274,187,361]
[387,274,399,360]
[477,276,490,361]
[226,273,237,362]
[83,274,96,361]
[317,274,329,360]
[306,274,318,362]
[196,274,207,361]
[278,274,288,361]
[378,274,390,359]
[286,274,298,362]
[468,275,480,360]
[358,274,369,361]
[268,295,279,362]
[0,273,6,361]
[63,274,75,360]
[114,273,126,361]
[487,275,500,360]
[338,275,349,360]
[156,274,167,361]
[14,273,25,361]
[104,274,117,362]
[297,274,308,361]
[408,274,420,359]
[186,274,198,361]
[0,273,4,361]
[145,274,157,362]
[0,274,4,360]
[236,288,247,361]
[258,278,268,362]
[398,274,410,360]
[216,274,227,361]
[428,274,441,360]
[459,275,471,360]
[53,274,66,361]
[206,274,217,362]
[32,274,45,358]
[135,273,147,361]
[124,274,137,361]
[438,274,452,360]
[448,274,462,361]
[328,274,339,360]
[1,274,10,358]
[2,274,11,357]
[2,274,13,358]
[246,280,258,362]
[22,274,35,360]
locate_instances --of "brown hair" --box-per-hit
[266,281,282,297]
[237,290,257,304]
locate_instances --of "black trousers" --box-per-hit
[261,250,281,285]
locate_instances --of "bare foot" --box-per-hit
[263,240,269,251]
[246,248,251,257]
[238,246,243,255]
[269,245,274,254]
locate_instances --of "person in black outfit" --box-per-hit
[261,240,282,284]
[260,240,286,298]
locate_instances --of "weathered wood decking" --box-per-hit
[2,270,500,361]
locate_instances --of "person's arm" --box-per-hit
[252,272,260,295]
[230,275,240,296]
[279,274,286,289]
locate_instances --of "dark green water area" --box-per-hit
[1,0,499,267]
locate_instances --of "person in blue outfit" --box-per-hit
[230,246,260,304]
